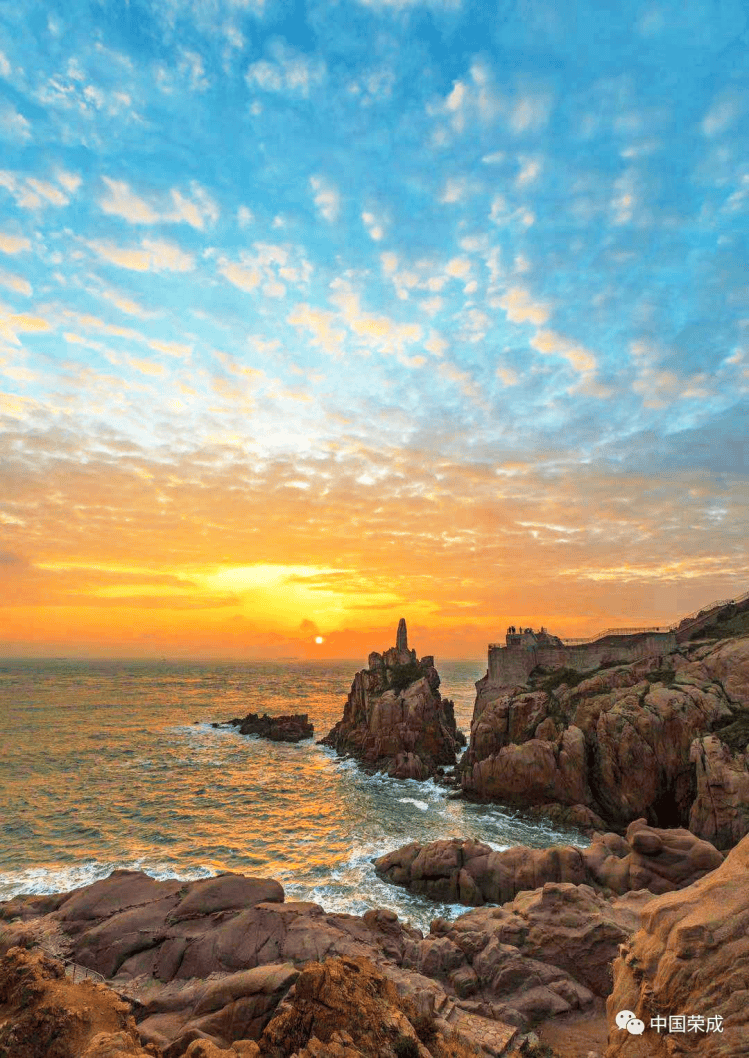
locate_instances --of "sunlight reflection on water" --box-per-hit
[0,658,588,931]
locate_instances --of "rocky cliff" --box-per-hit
[320,619,463,780]
[459,636,749,848]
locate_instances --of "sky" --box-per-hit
[0,0,747,661]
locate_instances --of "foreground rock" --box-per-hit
[0,862,655,1055]
[320,619,464,780]
[0,945,154,1058]
[605,830,749,1056]
[460,635,749,847]
[374,820,723,906]
[224,713,314,743]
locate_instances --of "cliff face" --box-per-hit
[320,620,461,780]
[459,636,749,846]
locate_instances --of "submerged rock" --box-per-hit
[320,619,463,780]
[227,713,314,743]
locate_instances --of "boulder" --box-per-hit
[320,619,460,779]
[605,830,749,1055]
[374,823,723,906]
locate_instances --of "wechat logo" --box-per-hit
[616,1010,645,1035]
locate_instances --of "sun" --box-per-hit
[315,636,324,644]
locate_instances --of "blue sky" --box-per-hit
[0,0,747,657]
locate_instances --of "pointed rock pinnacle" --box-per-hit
[396,618,408,653]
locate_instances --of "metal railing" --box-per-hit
[64,961,106,984]
[489,586,749,650]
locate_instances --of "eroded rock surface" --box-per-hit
[0,946,151,1058]
[460,636,749,844]
[374,821,723,906]
[320,619,462,780]
[604,830,749,1056]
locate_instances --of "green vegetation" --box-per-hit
[394,1035,420,1058]
[389,661,424,692]
[530,666,590,693]
[690,605,749,642]
[712,715,749,754]
[647,667,677,687]
[410,1012,438,1045]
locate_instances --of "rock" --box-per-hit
[260,955,428,1057]
[689,734,749,850]
[375,823,723,906]
[320,620,460,779]
[605,830,749,1055]
[0,946,147,1058]
[461,636,749,837]
[228,713,314,743]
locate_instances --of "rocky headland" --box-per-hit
[458,632,749,848]
[219,713,314,743]
[320,619,464,780]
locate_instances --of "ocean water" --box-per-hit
[0,658,587,932]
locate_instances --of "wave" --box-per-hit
[0,859,216,903]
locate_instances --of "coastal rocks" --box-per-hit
[605,830,749,1056]
[461,637,749,836]
[260,955,429,1058]
[0,946,150,1058]
[689,734,749,850]
[225,713,314,743]
[320,619,462,780]
[374,822,723,906]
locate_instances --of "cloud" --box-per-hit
[0,51,10,78]
[0,304,50,345]
[246,40,325,98]
[0,270,32,296]
[440,178,466,203]
[98,288,156,320]
[497,287,550,326]
[0,104,31,143]
[310,176,340,222]
[87,237,195,272]
[516,157,541,187]
[99,178,219,230]
[497,366,519,386]
[702,95,741,137]
[218,242,312,297]
[0,171,71,210]
[179,49,209,92]
[237,205,254,228]
[362,211,384,241]
[0,233,31,255]
[509,91,553,133]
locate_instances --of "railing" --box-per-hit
[489,586,748,650]
[64,961,106,984]
[561,626,674,645]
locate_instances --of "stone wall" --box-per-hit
[487,631,677,687]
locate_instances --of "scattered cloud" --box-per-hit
[0,103,32,143]
[0,233,31,255]
[246,40,325,98]
[310,176,340,222]
[99,178,219,230]
[86,237,195,272]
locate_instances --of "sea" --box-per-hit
[0,658,588,933]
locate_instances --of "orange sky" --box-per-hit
[1,435,746,660]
